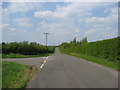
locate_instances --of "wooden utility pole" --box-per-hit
[44,32,49,46]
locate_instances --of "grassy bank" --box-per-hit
[2,53,53,59]
[2,61,37,88]
[61,52,119,71]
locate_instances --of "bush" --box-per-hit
[2,41,55,55]
[59,37,120,61]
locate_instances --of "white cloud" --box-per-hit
[10,28,16,31]
[18,23,33,27]
[34,2,118,43]
[1,24,10,28]
[3,8,8,12]
[75,29,80,33]
[3,2,42,13]
[85,29,96,35]
[34,11,53,18]
[85,7,118,28]
[34,2,114,19]
[3,0,119,2]
[85,17,105,23]
[2,2,118,44]
[14,17,30,22]
[14,17,33,28]
[7,2,32,13]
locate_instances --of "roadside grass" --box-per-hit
[61,52,119,71]
[2,53,53,59]
[2,61,37,88]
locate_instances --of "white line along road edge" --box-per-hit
[40,56,49,69]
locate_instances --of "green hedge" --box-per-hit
[2,41,55,55]
[59,37,120,61]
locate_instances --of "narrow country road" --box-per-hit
[3,48,118,88]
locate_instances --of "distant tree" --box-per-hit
[70,37,77,44]
[80,37,88,44]
[79,40,82,44]
[22,41,29,45]
[2,42,6,45]
[30,42,37,45]
[76,41,79,44]
[73,37,77,43]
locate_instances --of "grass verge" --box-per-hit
[2,53,53,59]
[2,61,37,88]
[62,52,119,71]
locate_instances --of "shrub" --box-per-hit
[59,37,120,61]
[2,41,55,55]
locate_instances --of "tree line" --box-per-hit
[59,37,120,61]
[1,41,55,55]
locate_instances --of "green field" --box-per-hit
[2,61,37,88]
[2,53,53,59]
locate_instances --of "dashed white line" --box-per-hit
[46,56,49,59]
[40,64,44,69]
[40,56,49,69]
[43,60,46,64]
[43,57,46,59]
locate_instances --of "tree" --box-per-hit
[30,42,37,45]
[1,41,55,55]
[80,37,88,44]
[70,37,77,44]
[73,37,77,43]
[2,42,6,45]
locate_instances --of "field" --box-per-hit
[59,37,120,71]
[2,61,37,88]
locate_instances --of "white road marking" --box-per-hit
[46,56,49,59]
[43,57,46,59]
[43,60,46,64]
[40,64,44,69]
[40,56,49,69]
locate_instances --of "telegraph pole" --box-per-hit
[44,32,49,46]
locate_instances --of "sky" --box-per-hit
[1,1,119,45]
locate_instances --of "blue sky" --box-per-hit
[1,2,118,45]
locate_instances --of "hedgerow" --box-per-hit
[59,37,120,61]
[2,41,55,55]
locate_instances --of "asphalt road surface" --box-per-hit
[3,48,118,88]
